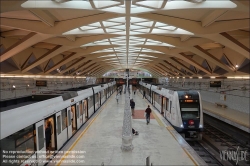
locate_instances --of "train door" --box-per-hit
[79,101,83,127]
[98,92,100,107]
[45,116,56,158]
[76,102,81,130]
[55,112,62,150]
[35,120,45,166]
[108,87,111,97]
[100,92,102,105]
[161,97,164,115]
[165,98,170,119]
[67,107,72,139]
[82,99,88,124]
[105,89,107,100]
[169,100,172,120]
[71,105,77,134]
[57,110,67,149]
[85,98,89,121]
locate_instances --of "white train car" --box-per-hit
[92,84,109,111]
[139,81,203,140]
[107,82,115,97]
[0,82,116,166]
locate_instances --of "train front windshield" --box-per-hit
[180,103,200,120]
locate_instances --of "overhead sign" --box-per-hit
[36,80,47,87]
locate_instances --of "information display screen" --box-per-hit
[36,80,47,87]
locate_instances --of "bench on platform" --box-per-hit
[215,102,227,108]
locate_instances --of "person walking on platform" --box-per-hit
[143,90,146,99]
[130,99,135,116]
[116,94,120,103]
[145,105,152,125]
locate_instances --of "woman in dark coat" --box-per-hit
[45,121,52,150]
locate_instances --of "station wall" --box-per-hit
[0,77,97,101]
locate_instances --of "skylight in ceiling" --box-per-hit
[98,55,116,58]
[139,54,157,58]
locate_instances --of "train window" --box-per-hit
[88,96,93,109]
[181,112,199,120]
[76,105,79,118]
[1,125,35,164]
[15,125,34,147]
[61,109,67,130]
[180,103,200,120]
[68,110,71,126]
[101,90,104,97]
[95,93,98,104]
[57,115,61,135]
[38,125,44,150]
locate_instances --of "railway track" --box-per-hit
[202,123,250,166]
[187,140,225,166]
[186,122,250,166]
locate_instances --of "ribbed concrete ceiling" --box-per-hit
[0,0,249,78]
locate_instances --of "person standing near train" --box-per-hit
[45,121,52,151]
[145,105,152,125]
[130,99,135,116]
[143,90,146,99]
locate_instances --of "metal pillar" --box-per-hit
[121,74,133,151]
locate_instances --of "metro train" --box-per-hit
[139,82,203,140]
[0,81,116,166]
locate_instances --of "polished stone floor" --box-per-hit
[50,90,198,166]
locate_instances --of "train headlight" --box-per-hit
[180,124,184,128]
[199,124,203,128]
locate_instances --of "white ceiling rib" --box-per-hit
[0,0,249,77]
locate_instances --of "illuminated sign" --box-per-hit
[180,99,198,102]
[36,80,47,87]
[185,100,194,102]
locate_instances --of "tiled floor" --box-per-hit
[132,110,155,120]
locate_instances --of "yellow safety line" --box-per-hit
[165,124,198,166]
[144,98,198,166]
[183,149,199,166]
[56,93,113,166]
[151,111,165,127]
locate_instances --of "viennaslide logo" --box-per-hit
[220,146,248,165]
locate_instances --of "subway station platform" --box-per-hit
[47,91,206,166]
[202,101,250,133]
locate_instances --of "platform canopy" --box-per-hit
[0,0,249,78]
